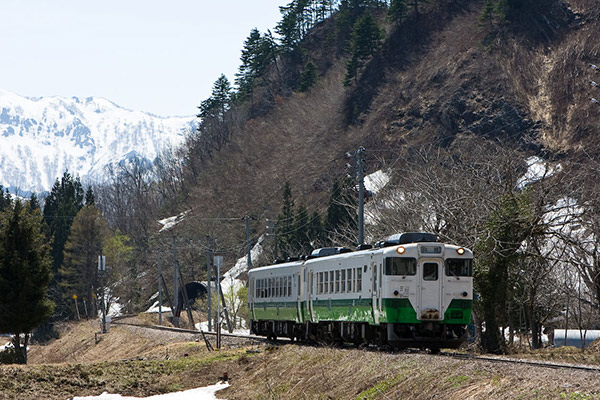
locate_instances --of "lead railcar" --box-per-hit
[248,233,473,351]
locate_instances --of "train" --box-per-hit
[247,232,473,351]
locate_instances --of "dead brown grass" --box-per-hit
[221,345,600,400]
[9,320,600,399]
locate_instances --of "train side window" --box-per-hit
[347,268,352,292]
[316,272,320,294]
[330,271,334,293]
[357,267,362,291]
[423,263,439,281]
[320,272,324,294]
[385,258,417,276]
[446,259,473,277]
[341,270,346,293]
[335,270,340,293]
[284,276,288,297]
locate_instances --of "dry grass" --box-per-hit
[220,345,600,400]
[6,319,600,399]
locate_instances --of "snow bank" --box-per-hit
[516,156,561,189]
[71,382,229,400]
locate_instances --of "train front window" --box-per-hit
[423,262,438,281]
[385,257,417,276]
[446,259,473,277]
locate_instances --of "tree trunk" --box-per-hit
[11,333,28,364]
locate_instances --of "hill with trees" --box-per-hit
[96,0,600,354]
[2,0,600,359]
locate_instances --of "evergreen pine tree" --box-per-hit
[43,172,84,278]
[388,0,407,22]
[0,200,54,364]
[344,12,383,85]
[29,193,40,212]
[235,29,278,98]
[196,74,234,152]
[298,61,318,92]
[276,1,302,51]
[59,205,108,319]
[85,187,95,206]
[0,186,11,212]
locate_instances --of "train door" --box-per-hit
[418,259,443,320]
[371,261,381,325]
[249,277,255,320]
[296,272,303,323]
[308,270,314,321]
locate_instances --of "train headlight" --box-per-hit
[456,247,465,255]
[396,246,406,255]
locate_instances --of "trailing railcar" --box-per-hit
[248,233,473,351]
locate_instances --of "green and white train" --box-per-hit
[248,233,473,350]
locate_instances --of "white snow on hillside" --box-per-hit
[516,156,561,189]
[364,169,390,194]
[157,211,190,233]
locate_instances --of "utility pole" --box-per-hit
[157,251,163,325]
[215,255,223,349]
[98,255,107,333]
[355,146,366,247]
[244,215,253,269]
[206,236,213,331]
[172,236,179,328]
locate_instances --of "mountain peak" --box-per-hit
[0,89,195,194]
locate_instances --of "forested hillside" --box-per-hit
[2,0,600,359]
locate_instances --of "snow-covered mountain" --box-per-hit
[0,88,195,194]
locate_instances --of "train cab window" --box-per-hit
[385,258,417,276]
[423,263,439,281]
[446,259,473,277]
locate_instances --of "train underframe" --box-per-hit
[250,319,468,351]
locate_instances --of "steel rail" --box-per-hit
[111,320,600,372]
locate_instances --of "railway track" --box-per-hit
[440,351,600,373]
[111,320,600,372]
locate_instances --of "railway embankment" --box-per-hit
[2,319,600,399]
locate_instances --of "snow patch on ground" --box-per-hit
[364,169,390,194]
[157,211,190,233]
[516,156,561,189]
[72,382,229,400]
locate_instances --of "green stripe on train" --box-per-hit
[253,298,472,325]
[443,299,472,324]
[253,301,301,322]
[311,298,374,323]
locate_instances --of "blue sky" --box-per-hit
[1,0,286,117]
